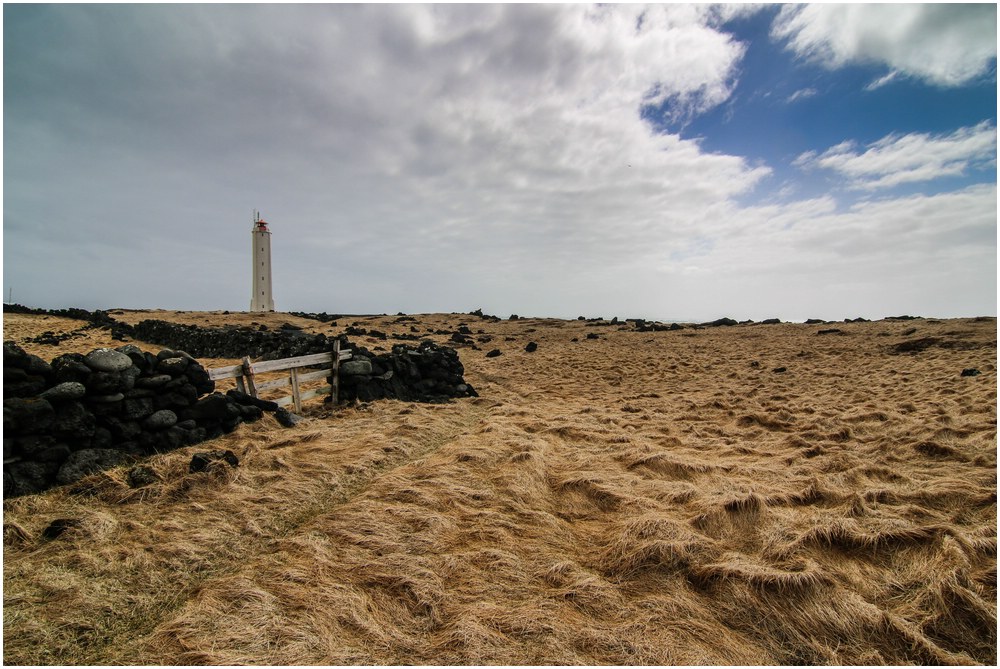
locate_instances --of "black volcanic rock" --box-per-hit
[189,449,239,473]
[891,338,939,354]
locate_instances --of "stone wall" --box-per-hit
[119,319,478,403]
[339,341,477,403]
[3,343,280,498]
[4,329,477,498]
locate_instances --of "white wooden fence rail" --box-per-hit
[206,341,351,412]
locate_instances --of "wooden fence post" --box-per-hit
[290,367,302,413]
[241,356,258,398]
[331,339,341,405]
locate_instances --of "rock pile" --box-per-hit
[337,341,477,403]
[3,342,277,498]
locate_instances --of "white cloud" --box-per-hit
[648,184,997,320]
[4,3,772,315]
[864,70,900,91]
[794,122,997,190]
[4,4,996,323]
[786,87,817,103]
[772,4,997,86]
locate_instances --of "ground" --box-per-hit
[3,310,997,664]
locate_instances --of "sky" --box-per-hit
[3,2,997,322]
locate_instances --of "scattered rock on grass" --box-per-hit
[189,449,239,473]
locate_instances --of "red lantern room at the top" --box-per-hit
[253,211,270,233]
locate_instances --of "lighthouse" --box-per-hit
[250,211,274,312]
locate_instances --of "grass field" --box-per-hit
[3,310,996,664]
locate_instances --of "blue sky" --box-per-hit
[3,3,997,321]
[650,4,997,205]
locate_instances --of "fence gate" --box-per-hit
[207,340,351,412]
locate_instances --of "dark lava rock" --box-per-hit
[52,401,96,441]
[157,357,189,376]
[143,409,178,431]
[486,349,502,358]
[891,337,939,354]
[56,448,133,485]
[83,348,133,373]
[4,396,56,433]
[3,341,32,369]
[127,464,160,488]
[51,354,92,385]
[238,404,264,422]
[42,518,83,540]
[122,397,155,421]
[86,371,124,395]
[704,317,739,327]
[586,333,600,340]
[40,381,87,403]
[275,408,303,428]
[961,368,981,377]
[817,329,843,335]
[13,434,59,460]
[772,367,787,373]
[226,389,279,412]
[189,449,239,473]
[116,344,151,372]
[760,318,781,325]
[135,374,173,389]
[524,342,538,353]
[189,393,233,421]
[341,358,374,377]
[32,442,72,463]
[5,461,59,496]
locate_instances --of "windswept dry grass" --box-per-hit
[3,311,997,665]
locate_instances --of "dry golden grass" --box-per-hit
[3,310,997,664]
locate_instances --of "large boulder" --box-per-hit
[40,382,87,403]
[4,396,55,433]
[52,401,97,442]
[84,348,134,373]
[143,409,178,431]
[157,357,189,377]
[5,461,60,496]
[188,393,236,422]
[51,353,93,384]
[341,358,374,377]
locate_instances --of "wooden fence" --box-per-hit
[207,340,352,412]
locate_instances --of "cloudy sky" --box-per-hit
[3,3,997,321]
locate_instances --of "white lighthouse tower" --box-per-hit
[250,210,275,312]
